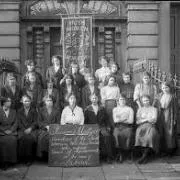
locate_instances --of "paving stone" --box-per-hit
[143,172,180,180]
[62,166,104,180]
[26,163,62,180]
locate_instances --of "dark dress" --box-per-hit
[37,107,60,158]
[46,66,64,89]
[23,84,42,109]
[17,107,38,161]
[0,108,18,164]
[158,93,178,152]
[59,84,81,108]
[84,105,114,159]
[1,85,22,111]
[82,85,100,109]
[120,82,135,109]
[22,71,44,89]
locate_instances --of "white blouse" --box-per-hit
[113,106,134,124]
[61,106,84,125]
[95,67,111,83]
[100,85,120,104]
[160,94,172,109]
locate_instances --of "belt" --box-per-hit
[115,122,133,128]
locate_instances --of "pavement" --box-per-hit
[1,156,180,180]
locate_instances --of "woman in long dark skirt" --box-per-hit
[113,94,134,163]
[84,94,114,163]
[158,81,178,155]
[37,95,60,160]
[17,94,38,165]
[0,97,18,170]
[135,95,160,164]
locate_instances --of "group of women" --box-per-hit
[0,55,178,170]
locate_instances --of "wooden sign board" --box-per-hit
[48,124,99,167]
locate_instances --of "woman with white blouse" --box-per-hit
[100,75,120,130]
[61,93,84,125]
[113,94,134,163]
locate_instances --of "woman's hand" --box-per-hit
[46,126,50,131]
[24,128,32,134]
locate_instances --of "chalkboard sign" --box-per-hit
[48,124,99,167]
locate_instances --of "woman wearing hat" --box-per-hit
[22,59,44,89]
[37,95,61,160]
[134,71,158,109]
[17,94,38,166]
[1,73,22,111]
[0,97,18,170]
[158,81,178,155]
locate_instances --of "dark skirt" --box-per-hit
[105,99,117,128]
[113,123,134,150]
[0,135,17,164]
[100,127,114,158]
[135,122,159,153]
[37,130,49,158]
[18,132,37,160]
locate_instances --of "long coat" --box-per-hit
[84,105,114,158]
[157,93,178,151]
[46,66,64,89]
[17,107,38,160]
[37,107,60,157]
[1,85,22,110]
[0,108,18,163]
[82,85,100,109]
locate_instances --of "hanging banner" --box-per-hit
[62,16,92,70]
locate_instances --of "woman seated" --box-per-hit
[17,94,38,165]
[113,94,134,163]
[61,93,84,125]
[37,95,61,160]
[0,97,18,170]
[84,94,114,163]
[82,75,100,109]
[135,95,159,164]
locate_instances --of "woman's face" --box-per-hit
[47,82,53,89]
[72,65,78,74]
[101,59,108,67]
[162,84,170,93]
[29,74,36,83]
[108,77,115,86]
[45,98,53,107]
[65,77,72,85]
[142,75,150,84]
[88,77,95,85]
[22,97,31,108]
[8,78,16,86]
[53,58,60,66]
[4,98,11,108]
[119,97,126,106]
[142,97,150,107]
[123,74,131,84]
[91,95,98,105]
[68,95,76,106]
[111,64,117,73]
[27,63,35,72]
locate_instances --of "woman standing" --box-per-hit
[59,74,80,108]
[134,72,158,108]
[22,59,44,89]
[82,75,100,109]
[17,95,38,165]
[46,55,64,89]
[84,94,114,163]
[37,95,60,159]
[135,95,159,164]
[61,94,84,125]
[120,72,135,109]
[95,56,111,88]
[158,81,178,155]
[0,97,18,170]
[113,94,134,163]
[1,73,22,111]
[100,75,120,130]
